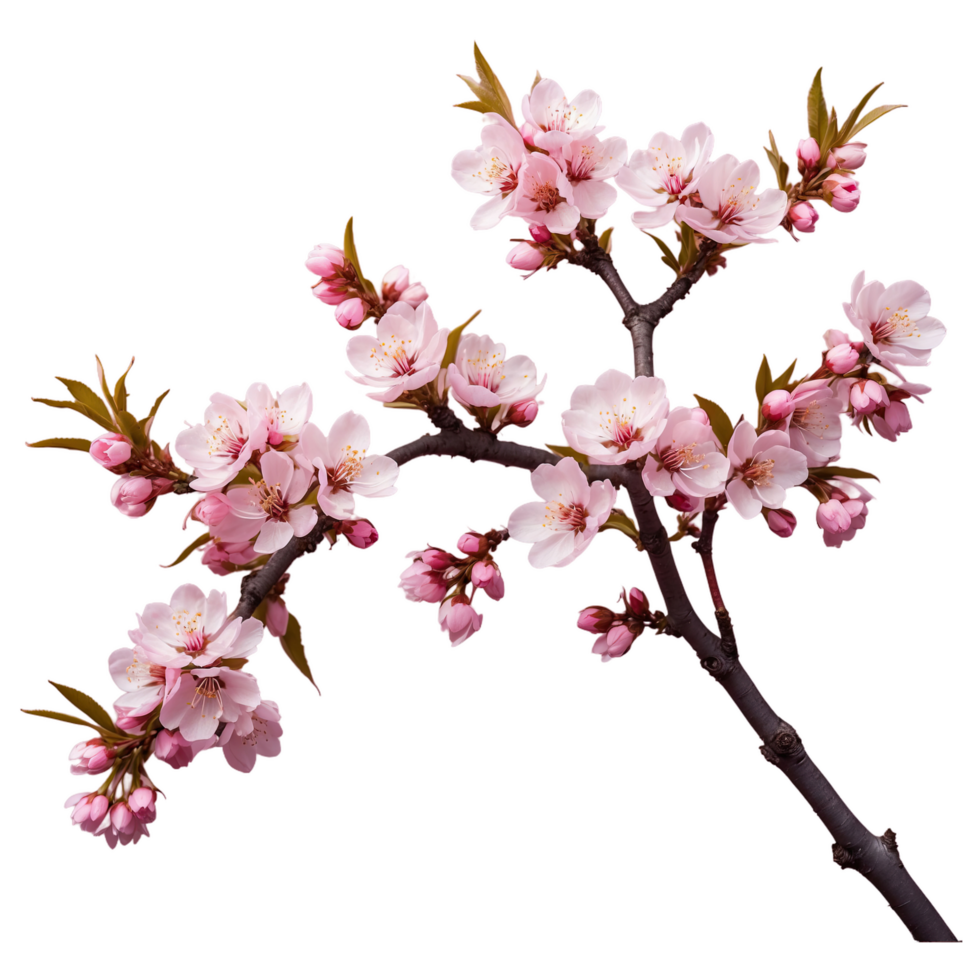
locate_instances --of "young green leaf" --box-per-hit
[678,222,697,270]
[48,682,117,733]
[33,396,116,431]
[837,82,884,144]
[138,389,170,436]
[598,511,643,548]
[162,532,211,568]
[771,359,798,391]
[808,465,879,482]
[441,309,482,368]
[455,43,517,129]
[55,378,114,427]
[280,614,320,693]
[94,355,121,419]
[342,217,376,296]
[848,104,905,139]
[693,395,734,451]
[530,70,542,94]
[644,233,681,275]
[755,355,772,406]
[807,68,828,141]
[597,227,613,253]
[26,437,91,451]
[113,357,135,413]
[545,444,590,466]
[21,708,114,735]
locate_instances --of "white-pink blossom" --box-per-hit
[346,302,447,402]
[129,583,264,670]
[562,369,669,465]
[778,379,843,464]
[451,116,527,229]
[521,79,603,153]
[843,272,946,375]
[508,456,616,568]
[299,412,398,520]
[176,393,256,491]
[218,700,283,773]
[510,153,580,234]
[160,664,263,742]
[675,155,787,244]
[438,595,483,647]
[216,450,316,554]
[246,383,313,450]
[641,407,730,499]
[615,124,714,230]
[725,421,809,520]
[560,135,626,219]
[382,266,427,308]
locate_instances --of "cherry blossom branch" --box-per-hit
[567,232,718,377]
[690,508,736,652]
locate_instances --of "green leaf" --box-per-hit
[118,408,145,446]
[599,510,642,546]
[807,67,828,141]
[752,351,773,429]
[32,396,116,431]
[837,82,884,144]
[678,222,697,270]
[645,233,681,275]
[808,465,879,482]
[48,682,117,733]
[455,43,517,129]
[140,385,174,439]
[27,437,91,451]
[280,614,320,693]
[342,217,376,296]
[545,444,589,466]
[763,146,784,189]
[382,400,422,410]
[771,359,798,391]
[21,708,113,735]
[818,107,840,161]
[94,356,121,419]
[54,378,115,429]
[162,531,211,568]
[847,104,905,140]
[597,227,613,254]
[113,357,135,413]
[441,309,482,368]
[530,70,542,93]
[693,395,734,452]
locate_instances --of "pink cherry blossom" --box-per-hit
[816,499,852,533]
[843,272,946,375]
[627,588,649,616]
[562,369,669,464]
[216,450,317,554]
[155,729,215,769]
[616,124,714,230]
[641,407,729,499]
[511,153,580,234]
[130,583,264,670]
[827,143,867,170]
[66,792,110,835]
[675,155,787,245]
[128,788,157,821]
[89,432,131,468]
[299,412,398,519]
[202,538,259,575]
[451,116,527,229]
[438,594,483,646]
[521,79,603,153]
[458,533,485,554]
[872,398,913,441]
[246,382,313,450]
[175,392,259,492]
[848,379,889,415]
[160,664,263,742]
[218,700,283,773]
[725,421,809,520]
[346,301,447,402]
[506,241,546,271]
[789,202,819,233]
[778,379,843,464]
[109,645,168,718]
[592,623,635,662]
[560,134,626,218]
[471,560,504,600]
[508,456,616,568]
[400,551,453,603]
[766,508,797,537]
[821,478,873,548]
[97,800,154,848]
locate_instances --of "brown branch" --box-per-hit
[690,507,736,653]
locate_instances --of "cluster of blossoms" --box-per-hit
[578,588,667,661]
[447,66,897,276]
[63,584,282,846]
[400,530,507,645]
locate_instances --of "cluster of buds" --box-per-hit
[307,239,427,330]
[66,784,158,849]
[577,588,667,662]
[88,432,187,521]
[399,529,507,646]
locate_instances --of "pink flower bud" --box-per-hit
[471,560,504,600]
[438,595,483,647]
[766,508,797,538]
[827,143,867,170]
[506,242,545,271]
[382,264,410,300]
[788,201,819,234]
[592,623,635,661]
[155,729,201,769]
[529,224,553,244]
[627,588,649,616]
[89,794,109,824]
[305,243,346,277]
[202,538,258,575]
[420,548,455,570]
[816,499,852,534]
[194,492,232,526]
[265,596,289,637]
[398,282,429,307]
[823,328,851,349]
[761,389,795,422]
[115,712,146,732]
[339,519,378,549]
[797,137,821,170]
[89,432,132,468]
[504,398,539,428]
[457,532,486,555]
[824,175,861,212]
[336,297,368,329]
[577,606,616,633]
[872,400,912,441]
[399,559,449,603]
[128,788,156,821]
[110,475,154,517]
[110,802,134,834]
[849,379,889,414]
[664,490,697,512]
[826,343,860,374]
[311,279,348,305]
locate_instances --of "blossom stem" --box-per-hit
[690,508,736,651]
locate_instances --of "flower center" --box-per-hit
[716,178,758,224]
[650,149,687,195]
[659,441,706,472]
[206,415,248,462]
[327,448,366,495]
[190,675,223,711]
[463,348,505,390]
[125,657,167,689]
[172,608,206,651]
[480,156,520,194]
[541,97,583,134]
[598,407,640,450]
[872,308,915,346]
[543,499,588,533]
[566,144,596,183]
[528,176,566,213]
[792,400,831,435]
[741,457,775,488]
[253,479,287,521]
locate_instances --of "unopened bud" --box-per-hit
[89,432,132,468]
[788,201,819,234]
[457,532,486,555]
[797,137,821,171]
[506,242,545,271]
[826,343,860,374]
[305,243,346,277]
[529,224,553,244]
[816,499,852,534]
[577,606,615,634]
[336,297,368,329]
[627,587,649,616]
[824,174,860,213]
[849,379,889,414]
[761,389,795,421]
[504,398,539,428]
[338,519,379,550]
[827,143,867,170]
[766,508,797,538]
